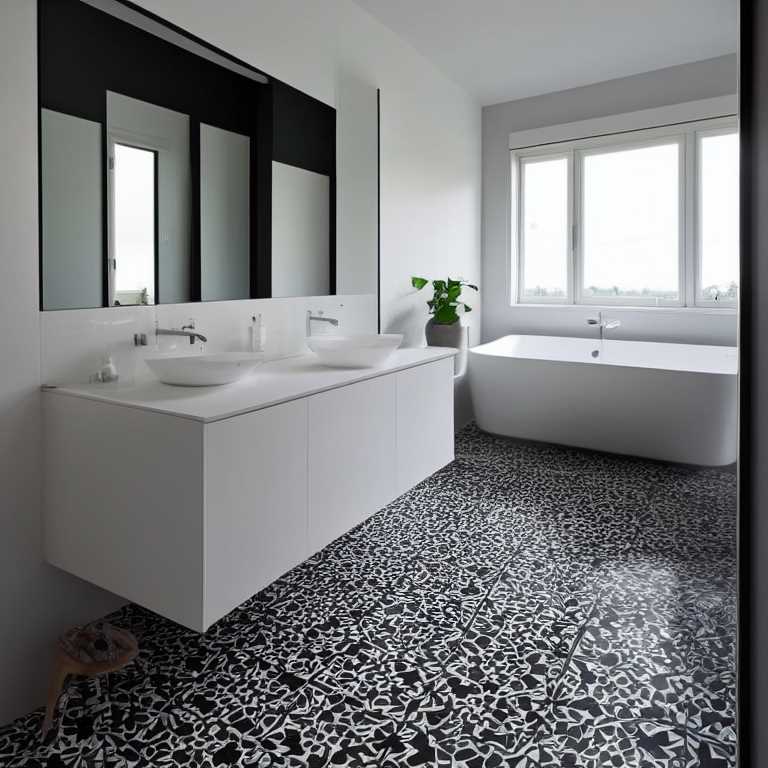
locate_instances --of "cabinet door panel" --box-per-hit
[396,358,454,496]
[204,399,308,629]
[44,395,204,631]
[308,375,396,555]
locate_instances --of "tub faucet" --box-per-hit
[587,312,621,341]
[306,310,339,337]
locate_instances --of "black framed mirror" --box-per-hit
[38,0,378,310]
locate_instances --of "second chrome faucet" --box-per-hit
[306,310,339,337]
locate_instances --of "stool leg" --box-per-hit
[42,658,68,738]
[103,671,112,729]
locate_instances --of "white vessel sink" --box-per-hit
[145,352,263,386]
[306,334,404,369]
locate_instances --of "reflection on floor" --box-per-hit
[0,425,736,767]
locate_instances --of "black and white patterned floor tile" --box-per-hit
[0,425,736,767]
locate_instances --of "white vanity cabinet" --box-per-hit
[44,349,455,632]
[203,400,309,629]
[308,375,397,555]
[396,356,454,495]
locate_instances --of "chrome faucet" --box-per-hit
[155,319,208,345]
[587,311,621,341]
[306,310,339,337]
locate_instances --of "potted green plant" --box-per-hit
[411,276,478,349]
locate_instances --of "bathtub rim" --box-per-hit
[470,334,737,377]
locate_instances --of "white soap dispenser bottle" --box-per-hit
[249,314,266,353]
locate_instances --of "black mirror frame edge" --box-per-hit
[377,87,381,333]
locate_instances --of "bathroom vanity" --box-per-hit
[43,348,455,631]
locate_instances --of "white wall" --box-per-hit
[0,1,124,726]
[482,54,738,346]
[40,296,378,386]
[0,0,481,723]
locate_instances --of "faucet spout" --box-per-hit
[586,312,620,341]
[155,324,208,345]
[306,310,340,337]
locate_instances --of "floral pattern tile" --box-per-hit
[0,425,736,767]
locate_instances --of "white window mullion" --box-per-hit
[572,149,582,305]
[683,132,696,307]
[515,153,525,304]
[509,152,520,304]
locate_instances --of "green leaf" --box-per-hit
[446,285,462,302]
[462,304,472,313]
[434,305,459,324]
[464,283,479,291]
[411,276,428,290]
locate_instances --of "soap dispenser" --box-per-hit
[249,314,266,353]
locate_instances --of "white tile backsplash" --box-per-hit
[41,294,377,385]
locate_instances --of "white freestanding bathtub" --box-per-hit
[469,335,738,466]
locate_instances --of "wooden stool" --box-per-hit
[42,625,139,737]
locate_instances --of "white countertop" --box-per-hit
[42,347,456,423]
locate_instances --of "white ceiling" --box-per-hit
[351,0,738,106]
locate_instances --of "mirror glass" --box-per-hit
[39,0,378,310]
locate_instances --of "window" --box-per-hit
[698,130,739,304]
[110,143,157,306]
[512,118,738,308]
[520,155,569,299]
[581,141,681,303]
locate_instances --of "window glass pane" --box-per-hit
[114,144,155,306]
[521,156,568,299]
[582,142,679,301]
[699,132,739,302]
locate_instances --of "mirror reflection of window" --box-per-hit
[111,143,157,306]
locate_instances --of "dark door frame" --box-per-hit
[738,1,768,764]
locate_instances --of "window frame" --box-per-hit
[511,116,738,310]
